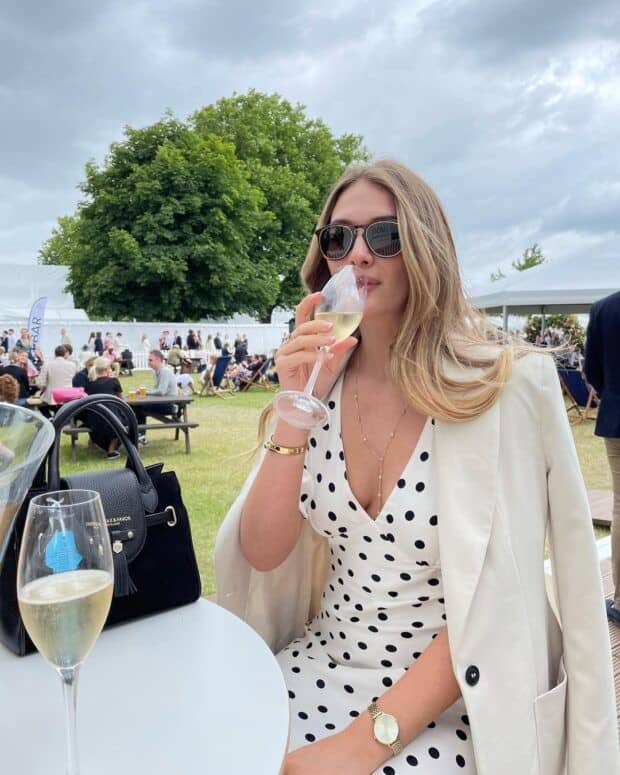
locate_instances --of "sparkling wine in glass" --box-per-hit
[17,490,113,775]
[274,265,366,429]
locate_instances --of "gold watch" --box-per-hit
[368,702,403,755]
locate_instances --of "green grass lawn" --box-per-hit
[56,373,611,595]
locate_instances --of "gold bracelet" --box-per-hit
[264,436,307,456]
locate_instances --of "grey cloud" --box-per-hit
[421,0,620,65]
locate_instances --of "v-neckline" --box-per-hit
[333,374,431,524]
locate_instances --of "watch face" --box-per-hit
[374,713,399,745]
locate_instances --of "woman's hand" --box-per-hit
[282,731,373,775]
[275,292,358,399]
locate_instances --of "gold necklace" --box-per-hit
[352,368,408,509]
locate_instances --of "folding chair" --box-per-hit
[557,367,599,424]
[201,355,235,397]
[238,358,277,392]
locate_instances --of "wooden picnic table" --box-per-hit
[63,394,199,459]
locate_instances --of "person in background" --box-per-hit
[87,331,96,350]
[584,290,620,627]
[60,327,72,347]
[84,357,123,460]
[37,345,76,409]
[0,374,19,405]
[63,343,80,371]
[177,359,196,396]
[234,336,248,364]
[141,333,152,353]
[214,331,222,351]
[173,330,183,348]
[7,329,18,351]
[186,329,199,350]
[94,331,104,355]
[132,350,178,446]
[0,350,30,405]
[73,356,97,391]
[103,343,120,377]
[0,347,7,367]
[166,343,182,373]
[16,328,40,370]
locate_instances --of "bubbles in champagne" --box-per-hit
[19,569,113,669]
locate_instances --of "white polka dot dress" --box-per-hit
[276,377,476,773]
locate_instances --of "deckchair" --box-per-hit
[557,367,599,424]
[200,355,235,398]
[238,358,276,392]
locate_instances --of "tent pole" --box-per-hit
[502,305,508,332]
[540,307,546,341]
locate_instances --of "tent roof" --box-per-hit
[469,254,620,315]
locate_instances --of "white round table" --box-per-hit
[0,600,290,774]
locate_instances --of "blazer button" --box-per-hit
[465,665,480,686]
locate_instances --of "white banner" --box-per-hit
[27,297,47,350]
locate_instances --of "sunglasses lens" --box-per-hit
[367,221,400,257]
[319,225,352,260]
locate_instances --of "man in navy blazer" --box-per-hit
[584,290,620,626]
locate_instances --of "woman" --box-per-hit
[141,333,152,354]
[215,160,618,775]
[84,357,123,459]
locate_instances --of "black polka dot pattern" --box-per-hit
[278,378,474,772]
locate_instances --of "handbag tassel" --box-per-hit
[113,547,138,596]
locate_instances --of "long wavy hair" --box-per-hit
[301,159,536,422]
[256,159,532,445]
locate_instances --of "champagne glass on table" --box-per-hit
[0,403,54,570]
[273,264,366,429]
[17,490,113,775]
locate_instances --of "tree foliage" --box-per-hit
[39,92,368,322]
[512,243,545,272]
[192,90,368,320]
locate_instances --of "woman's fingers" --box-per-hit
[294,292,323,327]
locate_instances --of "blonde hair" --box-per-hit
[258,159,533,442]
[89,357,111,382]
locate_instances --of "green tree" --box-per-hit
[40,115,273,320]
[191,90,368,320]
[512,243,545,272]
[489,267,506,282]
[39,215,82,267]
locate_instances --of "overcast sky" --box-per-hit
[1,0,618,290]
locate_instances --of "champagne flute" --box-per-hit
[17,490,113,775]
[274,265,366,429]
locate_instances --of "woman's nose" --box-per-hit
[347,227,374,266]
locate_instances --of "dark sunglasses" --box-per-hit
[314,220,401,261]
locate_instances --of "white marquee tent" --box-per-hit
[469,254,620,329]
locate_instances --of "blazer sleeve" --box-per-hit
[584,304,604,393]
[540,354,619,774]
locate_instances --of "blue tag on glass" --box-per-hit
[45,530,82,573]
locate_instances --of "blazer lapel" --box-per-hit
[434,397,500,653]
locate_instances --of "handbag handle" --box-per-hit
[48,395,159,513]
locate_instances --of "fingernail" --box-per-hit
[320,321,333,331]
[326,335,336,344]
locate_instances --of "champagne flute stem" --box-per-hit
[302,348,326,397]
[60,665,81,775]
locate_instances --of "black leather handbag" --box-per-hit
[0,394,202,656]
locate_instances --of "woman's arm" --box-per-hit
[240,292,357,573]
[285,627,460,773]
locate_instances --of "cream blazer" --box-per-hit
[215,352,619,775]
